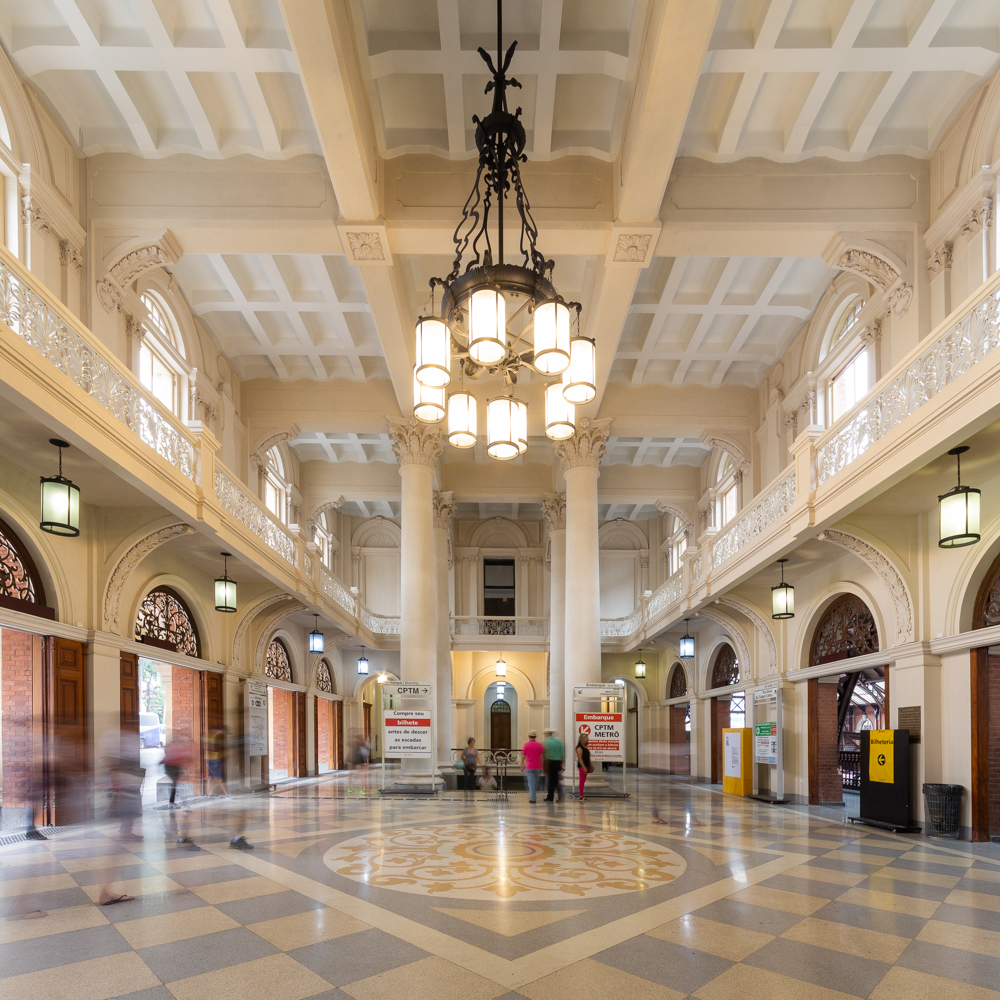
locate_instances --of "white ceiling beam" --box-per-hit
[357,500,371,519]
[628,504,643,521]
[437,0,467,155]
[530,0,564,158]
[258,255,328,378]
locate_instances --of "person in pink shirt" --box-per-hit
[522,730,545,803]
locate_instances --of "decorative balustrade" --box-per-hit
[451,748,523,768]
[599,607,642,638]
[321,565,357,618]
[452,616,548,636]
[0,251,196,480]
[817,281,1000,485]
[362,606,401,635]
[712,469,796,568]
[214,465,295,564]
[692,553,703,582]
[647,570,682,618]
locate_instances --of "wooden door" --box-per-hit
[335,700,343,769]
[710,697,729,784]
[670,704,690,775]
[43,637,88,825]
[120,652,139,736]
[490,700,511,748]
[203,671,224,731]
[971,647,1000,841]
[292,691,307,777]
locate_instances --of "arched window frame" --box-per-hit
[312,510,334,567]
[668,663,687,699]
[134,586,200,657]
[710,642,740,688]
[263,447,288,524]
[817,293,878,428]
[665,515,688,575]
[316,658,334,693]
[137,291,189,418]
[809,594,879,665]
[265,637,292,682]
[0,514,45,607]
[712,454,740,530]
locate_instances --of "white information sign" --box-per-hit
[245,679,268,755]
[724,731,742,778]
[575,712,624,761]
[754,683,778,703]
[382,682,432,697]
[573,684,625,699]
[383,710,432,758]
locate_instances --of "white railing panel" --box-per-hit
[599,608,642,638]
[321,565,358,618]
[362,606,401,635]
[214,465,295,564]
[451,617,548,636]
[647,570,683,618]
[712,468,796,569]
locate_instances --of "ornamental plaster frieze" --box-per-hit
[251,429,297,471]
[817,530,914,644]
[715,597,777,674]
[102,523,196,632]
[337,221,393,266]
[824,236,912,318]
[433,490,456,529]
[96,231,181,313]
[927,242,954,276]
[553,417,612,471]
[700,434,750,484]
[253,602,305,674]
[232,594,294,669]
[698,610,753,686]
[387,415,443,468]
[604,223,661,268]
[541,492,566,532]
[654,501,694,539]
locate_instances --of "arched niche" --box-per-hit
[709,642,740,689]
[808,593,880,666]
[265,636,293,683]
[469,517,528,551]
[351,517,400,616]
[794,582,886,670]
[262,628,303,686]
[316,657,335,694]
[598,520,647,618]
[667,662,688,699]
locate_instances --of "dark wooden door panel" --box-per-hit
[120,652,139,734]
[43,637,88,825]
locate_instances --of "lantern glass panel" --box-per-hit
[357,654,369,675]
[771,583,794,619]
[413,373,445,423]
[309,629,324,654]
[513,398,528,455]
[486,398,518,460]
[214,576,237,613]
[679,634,694,659]
[562,337,596,404]
[469,288,506,364]
[40,477,80,536]
[414,317,451,388]
[532,300,570,375]
[544,381,575,440]
[447,391,477,448]
[939,487,981,547]
[634,658,646,678]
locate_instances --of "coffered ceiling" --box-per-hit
[683,0,1000,162]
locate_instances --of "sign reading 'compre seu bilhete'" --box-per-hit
[575,713,624,761]
[383,710,432,758]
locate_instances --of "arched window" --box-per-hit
[138,292,185,416]
[829,295,865,353]
[266,638,292,682]
[715,455,738,528]
[313,510,334,567]
[810,595,879,665]
[316,658,333,693]
[263,447,287,523]
[710,643,739,688]
[0,515,44,606]
[668,664,687,699]
[490,699,511,748]
[973,551,1000,629]
[135,587,200,657]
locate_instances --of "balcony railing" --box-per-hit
[712,468,796,569]
[214,465,295,564]
[817,280,1000,486]
[452,616,548,636]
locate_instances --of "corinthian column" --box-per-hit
[433,490,456,779]
[387,416,443,789]
[542,493,566,740]
[555,418,612,774]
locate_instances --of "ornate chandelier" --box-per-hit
[411,0,594,459]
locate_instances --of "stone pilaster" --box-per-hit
[433,490,456,778]
[542,492,567,741]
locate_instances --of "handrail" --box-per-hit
[214,464,295,564]
[816,268,1000,485]
[712,467,796,568]
[452,616,548,636]
[0,243,197,480]
[600,607,642,638]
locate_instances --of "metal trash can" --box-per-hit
[922,784,963,839]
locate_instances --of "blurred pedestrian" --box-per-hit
[162,740,191,807]
[205,726,227,797]
[95,729,143,905]
[575,733,592,801]
[522,730,544,803]
[348,729,370,796]
[462,737,479,795]
[543,728,564,802]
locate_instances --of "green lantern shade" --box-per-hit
[40,439,80,537]
[939,447,980,548]
[771,559,794,619]
[214,551,237,613]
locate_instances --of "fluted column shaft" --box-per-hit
[555,419,612,747]
[542,493,566,740]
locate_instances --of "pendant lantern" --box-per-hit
[561,336,597,404]
[414,316,451,388]
[39,439,80,537]
[679,619,694,660]
[938,446,981,548]
[447,390,478,448]
[309,614,324,654]
[544,382,575,440]
[413,371,446,423]
[214,551,237,613]
[468,288,506,364]
[532,299,571,375]
[357,647,369,675]
[771,558,794,619]
[634,649,646,679]
[486,397,520,461]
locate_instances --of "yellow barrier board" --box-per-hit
[722,727,752,797]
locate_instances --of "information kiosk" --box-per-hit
[379,681,435,794]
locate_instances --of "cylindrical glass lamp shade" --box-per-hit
[214,576,237,613]
[544,381,575,440]
[562,336,597,404]
[39,475,80,536]
[414,317,451,388]
[634,657,646,679]
[468,288,506,364]
[679,634,694,659]
[771,582,794,619]
[532,300,570,374]
[938,486,981,547]
[513,398,528,455]
[413,371,445,423]
[447,391,477,448]
[486,397,519,460]
[495,657,507,677]
[357,653,369,675]
[309,628,324,653]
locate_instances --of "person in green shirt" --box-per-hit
[543,728,564,802]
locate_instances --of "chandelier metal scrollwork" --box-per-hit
[412,0,595,460]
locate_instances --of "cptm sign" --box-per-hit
[575,713,624,761]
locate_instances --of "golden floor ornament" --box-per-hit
[324,823,686,900]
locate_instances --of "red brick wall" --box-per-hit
[989,654,1000,836]
[171,665,202,789]
[271,687,288,770]
[817,681,842,804]
[1,628,34,810]
[317,698,330,772]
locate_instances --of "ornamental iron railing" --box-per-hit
[452,616,548,636]
[712,469,796,568]
[214,466,295,564]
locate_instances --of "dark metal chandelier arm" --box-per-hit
[447,161,487,283]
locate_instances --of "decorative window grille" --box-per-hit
[134,587,200,657]
[710,643,740,688]
[0,516,43,604]
[669,665,687,699]
[316,659,334,693]
[810,595,879,664]
[266,638,292,682]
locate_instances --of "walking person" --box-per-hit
[522,730,544,803]
[161,740,191,807]
[543,728,564,802]
[462,738,479,795]
[575,733,592,801]
[202,726,254,851]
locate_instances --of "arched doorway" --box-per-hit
[807,594,881,806]
[265,637,304,782]
[667,663,690,775]
[971,553,1000,840]
[709,643,740,784]
[490,700,512,748]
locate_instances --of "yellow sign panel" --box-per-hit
[869,731,894,784]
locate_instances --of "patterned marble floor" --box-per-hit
[2,772,1000,1000]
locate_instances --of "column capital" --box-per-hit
[433,490,456,528]
[387,415,443,469]
[553,417,612,472]
[541,492,566,531]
